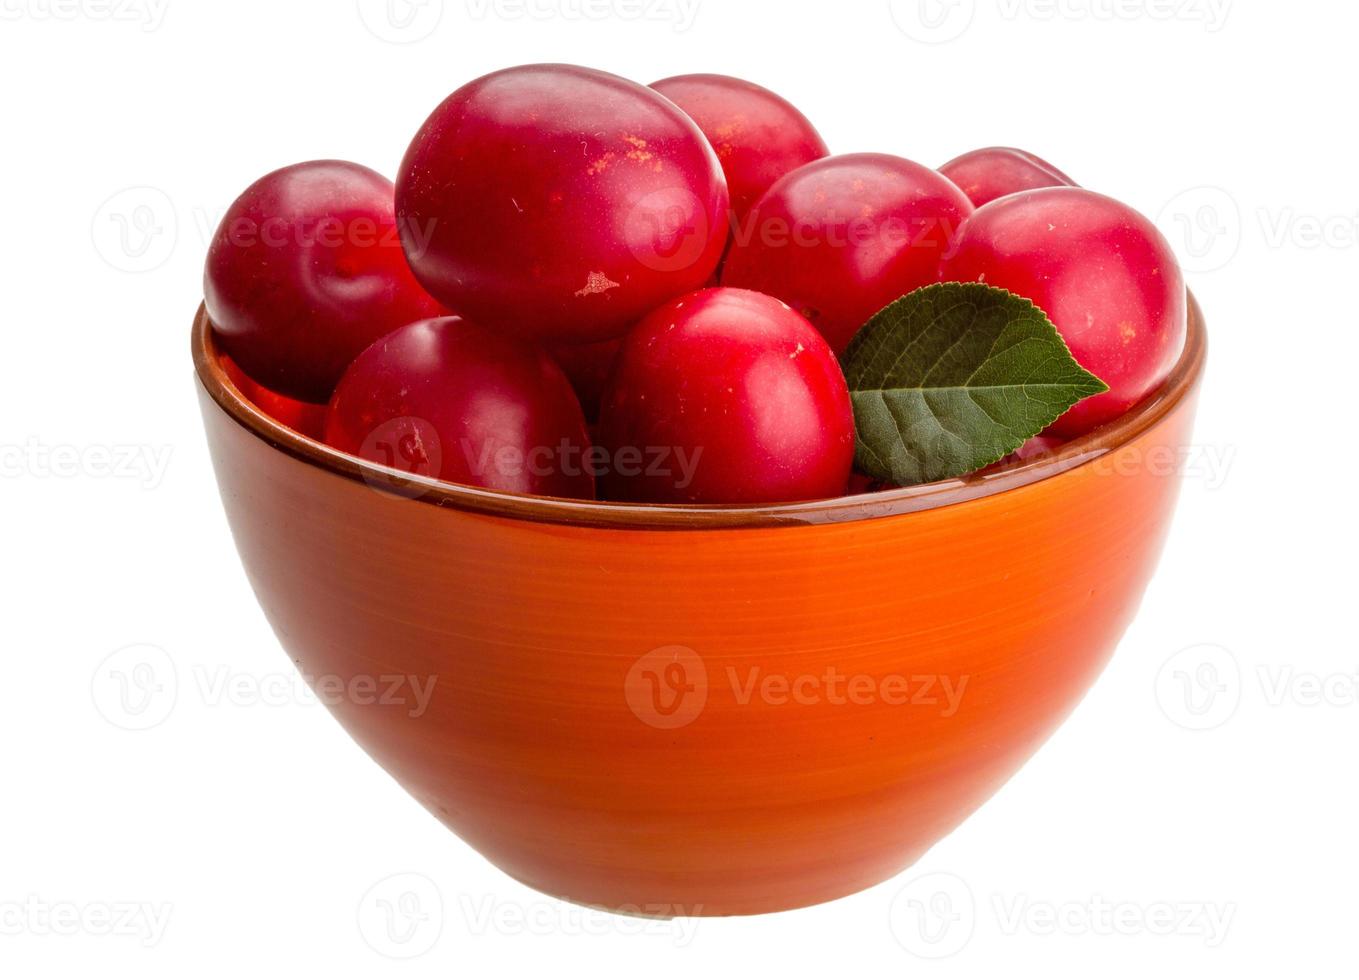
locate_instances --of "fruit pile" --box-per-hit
[204,64,1187,505]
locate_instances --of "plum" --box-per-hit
[939,187,1187,437]
[597,288,853,504]
[721,153,974,353]
[205,160,442,402]
[325,317,594,499]
[396,64,730,345]
[939,147,1074,208]
[650,73,829,222]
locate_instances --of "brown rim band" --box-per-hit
[192,295,1207,531]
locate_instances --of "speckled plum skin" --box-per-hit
[721,153,974,354]
[325,317,594,499]
[939,187,1187,437]
[396,64,730,345]
[939,147,1075,208]
[598,288,854,505]
[205,160,443,402]
[651,73,829,221]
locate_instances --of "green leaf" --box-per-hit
[842,282,1108,487]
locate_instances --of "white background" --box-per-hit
[2,0,1354,975]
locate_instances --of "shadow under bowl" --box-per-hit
[193,298,1206,916]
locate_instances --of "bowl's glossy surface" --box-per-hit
[194,299,1205,915]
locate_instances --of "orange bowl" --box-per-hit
[193,298,1206,916]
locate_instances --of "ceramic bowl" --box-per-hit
[193,298,1206,916]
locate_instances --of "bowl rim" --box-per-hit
[192,295,1206,531]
